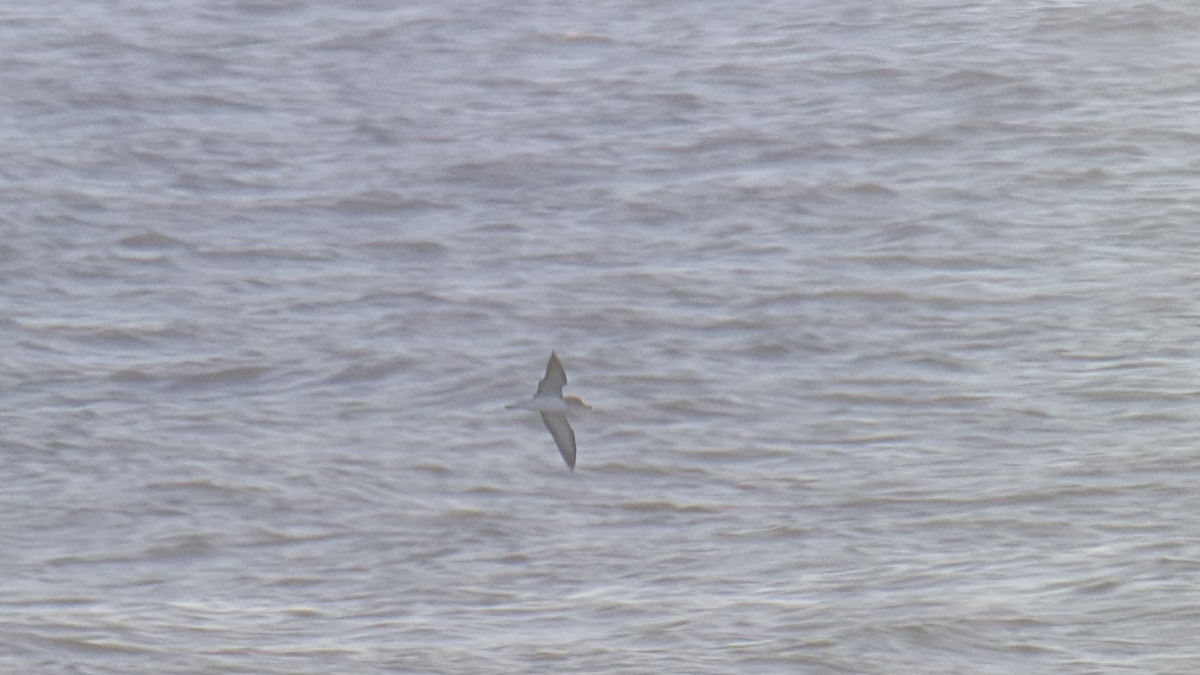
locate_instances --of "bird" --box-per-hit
[506,352,591,470]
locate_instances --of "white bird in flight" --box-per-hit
[506,352,591,470]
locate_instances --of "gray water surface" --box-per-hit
[3,2,1200,673]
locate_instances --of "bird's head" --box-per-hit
[564,395,592,410]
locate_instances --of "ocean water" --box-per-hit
[3,1,1200,672]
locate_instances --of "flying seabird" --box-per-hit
[506,351,591,470]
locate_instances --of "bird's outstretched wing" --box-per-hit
[535,351,567,396]
[540,412,576,470]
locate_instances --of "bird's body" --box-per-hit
[506,352,590,470]
[506,394,575,413]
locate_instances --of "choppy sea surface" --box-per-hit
[3,2,1200,673]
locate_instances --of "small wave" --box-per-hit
[116,232,190,250]
[36,635,154,656]
[541,30,617,45]
[326,358,419,384]
[329,190,442,214]
[618,499,717,513]
[170,365,272,389]
[360,239,447,257]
